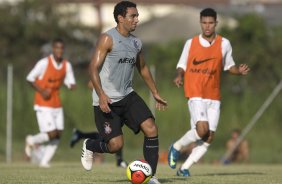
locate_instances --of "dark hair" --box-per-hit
[200,8,217,20]
[52,38,64,45]
[232,129,241,134]
[113,1,136,23]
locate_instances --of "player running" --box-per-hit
[25,38,76,168]
[168,8,250,176]
[80,1,167,184]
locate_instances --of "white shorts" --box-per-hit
[188,98,221,132]
[35,107,64,133]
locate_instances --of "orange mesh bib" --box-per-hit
[184,35,223,100]
[34,56,66,107]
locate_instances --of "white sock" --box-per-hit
[181,142,210,170]
[30,133,49,145]
[31,145,46,164]
[174,129,201,151]
[40,139,59,166]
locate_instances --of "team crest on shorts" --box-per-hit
[104,122,112,134]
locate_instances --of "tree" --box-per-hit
[0,0,97,74]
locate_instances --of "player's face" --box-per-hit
[200,16,217,38]
[52,42,64,61]
[120,7,139,32]
[231,132,239,139]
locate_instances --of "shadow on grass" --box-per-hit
[196,172,265,176]
[104,172,264,183]
[112,177,187,183]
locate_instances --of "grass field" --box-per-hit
[1,162,282,184]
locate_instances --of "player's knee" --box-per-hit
[206,132,214,143]
[47,130,61,140]
[196,122,209,138]
[108,136,124,153]
[196,129,209,139]
[108,141,123,153]
[142,121,158,137]
[203,131,214,143]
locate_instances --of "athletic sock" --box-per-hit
[143,136,159,176]
[181,142,210,170]
[40,139,59,166]
[31,133,49,145]
[116,149,123,163]
[173,129,201,151]
[79,131,100,140]
[86,139,110,153]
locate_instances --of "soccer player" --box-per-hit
[70,128,128,168]
[168,8,250,176]
[80,1,167,183]
[25,38,76,168]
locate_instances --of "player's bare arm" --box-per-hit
[229,64,250,75]
[174,68,185,88]
[136,50,167,111]
[89,34,113,113]
[87,80,94,90]
[28,81,51,100]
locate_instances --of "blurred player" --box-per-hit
[70,128,128,168]
[25,38,76,168]
[168,8,250,176]
[225,129,249,164]
[80,1,167,184]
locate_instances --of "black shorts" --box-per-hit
[94,91,154,142]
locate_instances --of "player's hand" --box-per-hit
[239,64,250,75]
[153,93,167,111]
[41,88,51,100]
[99,93,112,113]
[173,75,183,88]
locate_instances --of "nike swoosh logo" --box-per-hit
[170,154,176,166]
[193,58,214,65]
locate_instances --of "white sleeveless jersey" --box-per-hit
[92,28,142,106]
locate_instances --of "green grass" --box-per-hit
[1,162,282,184]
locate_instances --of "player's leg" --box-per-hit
[70,129,100,147]
[140,119,162,184]
[39,108,64,167]
[116,149,128,168]
[82,135,124,170]
[81,106,123,171]
[177,131,212,176]
[140,119,159,176]
[168,99,208,170]
[123,92,160,183]
[72,127,128,167]
[25,110,55,158]
[168,127,201,169]
[39,137,60,168]
[177,100,220,176]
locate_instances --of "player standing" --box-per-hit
[25,38,76,168]
[168,8,250,176]
[80,1,167,183]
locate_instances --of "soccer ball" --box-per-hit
[126,160,152,184]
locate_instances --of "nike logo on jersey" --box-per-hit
[192,58,215,65]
